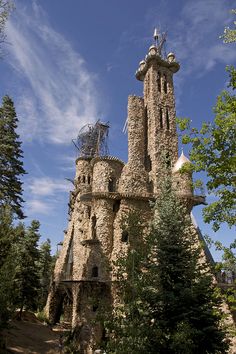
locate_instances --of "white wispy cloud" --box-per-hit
[6,1,101,144]
[146,0,236,74]
[26,199,53,216]
[27,177,71,197]
[24,176,72,216]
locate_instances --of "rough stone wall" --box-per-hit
[92,158,124,193]
[119,95,149,194]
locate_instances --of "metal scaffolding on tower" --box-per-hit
[72,120,109,157]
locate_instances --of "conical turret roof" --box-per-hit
[172,151,191,173]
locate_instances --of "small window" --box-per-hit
[92,266,98,277]
[163,74,167,94]
[108,178,116,192]
[165,153,171,168]
[92,304,98,312]
[160,108,163,129]
[113,200,121,213]
[121,230,129,243]
[157,72,161,92]
[88,175,91,184]
[82,175,86,183]
[145,155,152,172]
[166,108,170,130]
[91,215,96,238]
[87,206,91,219]
[78,176,81,183]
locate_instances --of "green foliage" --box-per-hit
[0,206,17,330]
[37,238,53,311]
[0,1,13,55]
[0,96,26,218]
[177,66,236,231]
[220,9,236,43]
[13,220,41,318]
[104,180,228,353]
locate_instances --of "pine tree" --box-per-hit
[0,205,17,330]
[37,238,53,311]
[104,179,228,354]
[0,95,26,219]
[13,220,41,319]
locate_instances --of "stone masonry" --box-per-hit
[45,39,223,353]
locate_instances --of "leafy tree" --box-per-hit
[0,0,13,56]
[37,238,53,311]
[104,180,228,353]
[177,65,236,232]
[0,95,26,218]
[13,220,41,319]
[221,9,236,43]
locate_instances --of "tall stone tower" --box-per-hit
[46,32,208,352]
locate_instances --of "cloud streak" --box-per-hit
[146,0,236,75]
[24,176,71,216]
[6,1,101,144]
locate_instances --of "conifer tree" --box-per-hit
[37,238,53,311]
[13,220,41,319]
[0,205,17,330]
[0,95,26,219]
[104,179,228,354]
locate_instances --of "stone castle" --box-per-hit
[46,34,214,351]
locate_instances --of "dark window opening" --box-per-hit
[92,304,98,312]
[91,215,96,238]
[113,200,121,213]
[78,176,81,183]
[82,175,86,183]
[87,206,91,219]
[88,175,91,184]
[108,178,116,192]
[145,155,152,172]
[92,266,98,277]
[160,108,163,129]
[157,72,161,92]
[165,153,171,168]
[163,74,167,94]
[121,230,129,243]
[166,108,170,130]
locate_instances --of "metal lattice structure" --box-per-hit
[73,120,109,157]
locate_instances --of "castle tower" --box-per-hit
[46,32,212,353]
[135,38,180,193]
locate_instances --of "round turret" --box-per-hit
[167,52,176,63]
[75,157,92,193]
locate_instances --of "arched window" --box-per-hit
[108,178,116,192]
[78,176,81,183]
[88,175,91,184]
[92,304,98,312]
[121,230,129,243]
[157,72,161,92]
[163,74,167,93]
[82,175,86,183]
[160,108,163,129]
[166,108,170,130]
[92,266,98,277]
[113,200,121,213]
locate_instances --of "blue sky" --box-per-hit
[1,0,235,257]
